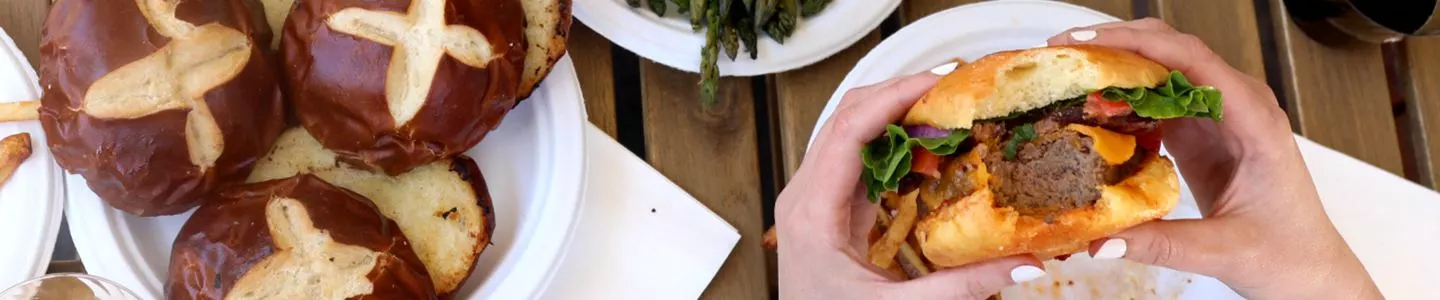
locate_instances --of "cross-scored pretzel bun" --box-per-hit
[39,0,285,216]
[248,127,495,296]
[167,175,437,300]
[284,0,526,175]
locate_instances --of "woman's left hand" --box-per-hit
[775,71,1044,300]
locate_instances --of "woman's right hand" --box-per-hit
[1047,18,1382,299]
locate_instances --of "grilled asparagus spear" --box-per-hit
[700,3,721,106]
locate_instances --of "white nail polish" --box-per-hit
[1009,265,1046,283]
[1094,238,1128,259]
[1070,30,1098,41]
[930,62,959,75]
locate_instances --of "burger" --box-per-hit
[860,45,1222,269]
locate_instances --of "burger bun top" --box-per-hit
[903,45,1170,129]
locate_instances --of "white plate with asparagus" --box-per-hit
[574,0,899,102]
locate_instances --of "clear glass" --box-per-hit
[0,273,140,300]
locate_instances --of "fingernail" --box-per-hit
[1009,265,1046,283]
[1070,30,1097,41]
[1093,238,1127,259]
[930,62,959,75]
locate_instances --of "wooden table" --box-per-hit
[6,0,1440,298]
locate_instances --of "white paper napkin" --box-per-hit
[1002,135,1440,299]
[1297,135,1440,300]
[539,124,740,299]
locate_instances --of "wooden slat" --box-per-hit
[1064,0,1133,18]
[639,61,767,299]
[902,0,981,22]
[1405,37,1440,187]
[773,32,880,181]
[0,0,45,66]
[1268,0,1404,174]
[1153,0,1266,79]
[569,22,618,137]
[905,0,1132,23]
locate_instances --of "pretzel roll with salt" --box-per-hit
[39,0,285,216]
[283,0,527,175]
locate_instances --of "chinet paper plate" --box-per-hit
[0,27,65,292]
[68,56,589,299]
[574,0,901,76]
[807,1,1241,299]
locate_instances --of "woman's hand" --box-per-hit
[1048,18,1383,299]
[775,72,1044,300]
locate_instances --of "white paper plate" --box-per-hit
[574,0,900,76]
[807,1,1241,299]
[68,56,589,299]
[0,27,65,292]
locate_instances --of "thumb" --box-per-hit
[1088,219,1233,278]
[889,255,1043,299]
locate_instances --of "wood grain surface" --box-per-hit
[0,0,45,66]
[1404,37,1440,187]
[904,0,1132,31]
[773,32,881,181]
[1268,0,1404,174]
[1153,0,1266,79]
[639,61,768,299]
[569,22,618,137]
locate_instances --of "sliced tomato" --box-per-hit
[1137,127,1164,152]
[1085,92,1133,118]
[910,147,941,178]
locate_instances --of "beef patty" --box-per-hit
[923,109,1151,223]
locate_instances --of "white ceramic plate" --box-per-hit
[574,0,900,76]
[68,56,589,299]
[0,27,65,292]
[806,1,1241,299]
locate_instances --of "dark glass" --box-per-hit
[1351,0,1436,33]
[1285,0,1439,45]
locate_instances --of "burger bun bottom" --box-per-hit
[915,151,1179,267]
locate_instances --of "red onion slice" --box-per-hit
[904,125,951,138]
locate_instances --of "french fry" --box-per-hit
[884,190,906,211]
[0,133,33,186]
[868,190,918,269]
[867,213,908,279]
[899,235,931,276]
[0,101,39,122]
[762,226,777,250]
[873,196,931,278]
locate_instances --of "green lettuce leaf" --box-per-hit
[860,124,970,202]
[1100,71,1223,120]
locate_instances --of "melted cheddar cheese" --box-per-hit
[1065,124,1136,165]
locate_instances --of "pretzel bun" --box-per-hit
[903,45,1169,129]
[517,0,572,99]
[248,128,494,296]
[39,0,285,216]
[167,175,436,299]
[283,0,527,175]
